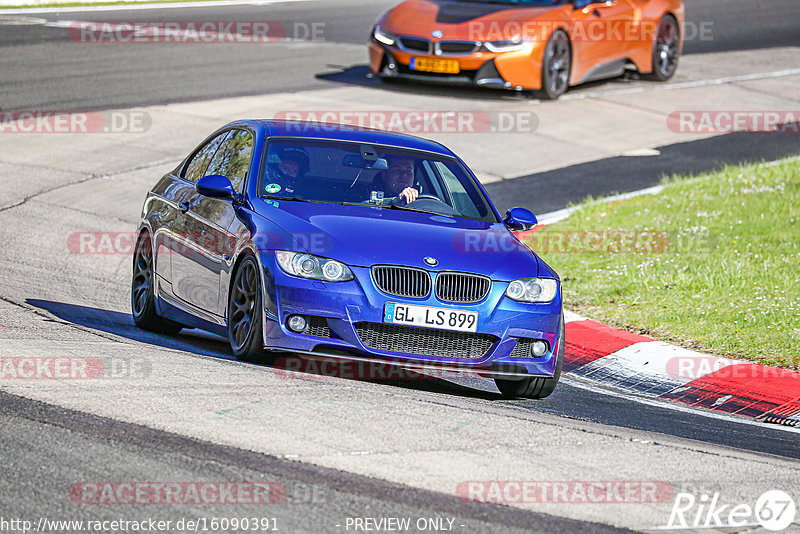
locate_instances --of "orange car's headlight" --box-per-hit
[482,37,533,53]
[373,25,397,47]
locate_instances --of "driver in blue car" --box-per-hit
[265,146,310,196]
[370,155,419,205]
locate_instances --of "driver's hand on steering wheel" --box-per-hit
[398,187,418,204]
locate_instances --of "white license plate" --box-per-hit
[384,302,478,333]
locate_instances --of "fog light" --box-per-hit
[531,340,549,357]
[287,315,308,333]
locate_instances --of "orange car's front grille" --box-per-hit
[398,36,431,54]
[396,36,481,57]
[437,41,480,55]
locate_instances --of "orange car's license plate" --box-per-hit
[410,57,460,74]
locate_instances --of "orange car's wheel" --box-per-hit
[646,14,680,81]
[539,29,571,100]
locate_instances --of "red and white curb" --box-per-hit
[562,311,800,427]
[520,190,799,427]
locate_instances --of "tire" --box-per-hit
[538,30,571,100]
[645,14,679,81]
[495,313,565,399]
[131,232,182,335]
[228,255,267,362]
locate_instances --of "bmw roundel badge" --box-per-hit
[424,257,438,266]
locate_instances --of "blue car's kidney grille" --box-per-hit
[355,322,497,360]
[435,272,491,303]
[372,266,431,299]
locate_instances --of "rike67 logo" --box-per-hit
[666,490,796,531]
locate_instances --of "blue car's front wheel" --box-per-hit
[494,313,565,399]
[228,255,267,362]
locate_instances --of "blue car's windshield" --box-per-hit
[258,138,499,223]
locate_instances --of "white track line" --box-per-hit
[562,68,800,101]
[536,184,664,225]
[0,0,310,15]
[534,155,800,225]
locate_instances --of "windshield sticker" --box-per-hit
[370,191,385,204]
[265,183,282,194]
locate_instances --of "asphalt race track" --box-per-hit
[0,0,799,110]
[1,0,799,532]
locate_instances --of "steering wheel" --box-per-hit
[392,193,448,206]
[412,194,447,203]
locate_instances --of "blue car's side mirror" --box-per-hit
[504,207,538,231]
[196,174,236,199]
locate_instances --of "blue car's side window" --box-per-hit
[433,161,482,219]
[183,131,230,183]
[205,129,254,192]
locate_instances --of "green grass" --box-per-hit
[524,157,800,370]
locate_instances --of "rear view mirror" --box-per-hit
[342,155,388,170]
[504,207,538,231]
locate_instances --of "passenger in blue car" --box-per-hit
[370,155,420,205]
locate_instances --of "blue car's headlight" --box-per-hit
[505,278,558,303]
[275,251,354,282]
[373,25,397,46]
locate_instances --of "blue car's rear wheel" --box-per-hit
[228,255,266,362]
[131,232,181,335]
[494,313,564,399]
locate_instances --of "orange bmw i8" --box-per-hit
[369,0,684,99]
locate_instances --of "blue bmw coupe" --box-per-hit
[132,120,564,398]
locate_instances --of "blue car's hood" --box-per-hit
[251,199,540,281]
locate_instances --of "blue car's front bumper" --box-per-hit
[258,251,562,378]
